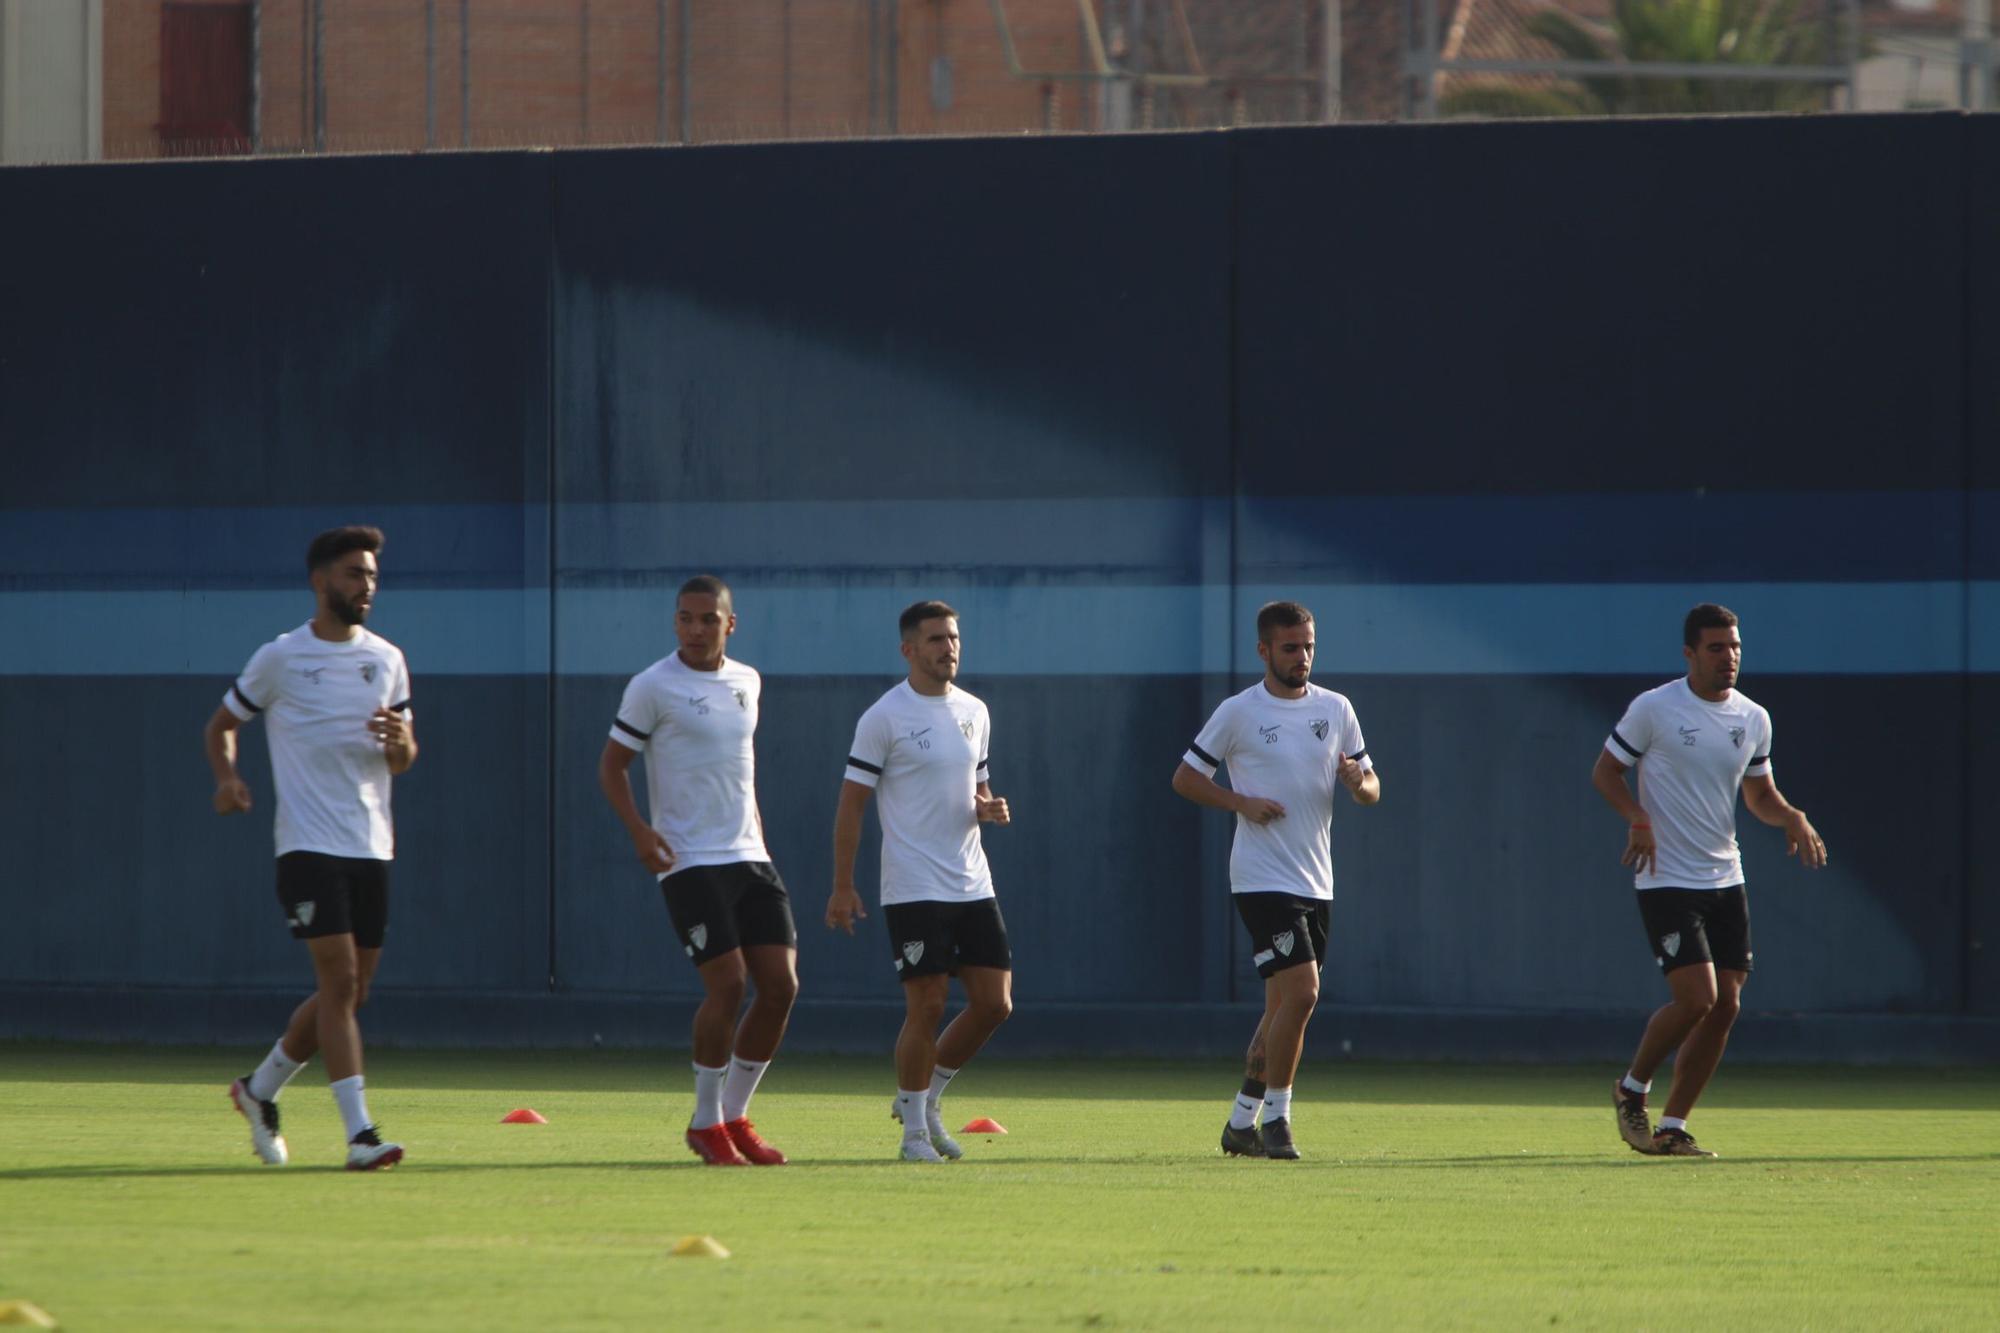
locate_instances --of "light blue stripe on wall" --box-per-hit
[3,582,1991,676]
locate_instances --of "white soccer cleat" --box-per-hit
[228,1077,288,1166]
[345,1126,405,1171]
[926,1120,963,1160]
[899,1136,947,1163]
[889,1096,962,1159]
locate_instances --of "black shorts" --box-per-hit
[882,898,1012,980]
[275,851,390,948]
[1236,891,1330,978]
[660,861,797,966]
[1635,886,1754,975]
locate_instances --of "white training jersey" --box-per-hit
[1183,681,1372,900]
[609,653,769,876]
[843,681,993,905]
[222,623,412,861]
[1605,677,1773,891]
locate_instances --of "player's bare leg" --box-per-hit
[1626,963,1719,1087]
[1661,968,1745,1119]
[1222,1011,1276,1156]
[1622,963,1723,1157]
[893,974,951,1161]
[301,936,400,1168]
[717,944,799,1165]
[934,965,1012,1071]
[1256,965,1319,1159]
[685,950,752,1164]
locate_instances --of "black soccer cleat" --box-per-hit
[1650,1126,1717,1158]
[1259,1117,1300,1160]
[1220,1121,1266,1158]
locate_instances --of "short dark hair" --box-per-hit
[899,599,958,641]
[678,574,733,613]
[306,525,384,573]
[1256,600,1314,643]
[1683,602,1739,648]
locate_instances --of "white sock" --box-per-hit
[926,1065,958,1127]
[690,1062,727,1130]
[329,1075,371,1140]
[1228,1092,1262,1130]
[248,1040,307,1102]
[1262,1086,1294,1125]
[1621,1073,1652,1096]
[720,1056,770,1123]
[896,1089,928,1140]
[1660,1115,1688,1132]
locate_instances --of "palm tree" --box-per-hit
[1442,0,1842,118]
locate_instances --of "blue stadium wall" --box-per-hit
[2,114,1993,1062]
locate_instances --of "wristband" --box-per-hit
[1629,821,1650,829]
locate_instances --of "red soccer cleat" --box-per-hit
[684,1122,750,1166]
[722,1117,788,1166]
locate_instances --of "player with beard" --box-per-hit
[1595,603,1827,1157]
[205,526,415,1170]
[1172,601,1378,1160]
[826,601,1013,1163]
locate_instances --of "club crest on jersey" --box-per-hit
[292,901,315,927]
[687,694,711,715]
[1679,726,1700,746]
[1729,726,1746,748]
[1309,718,1329,742]
[358,662,377,684]
[959,718,976,740]
[1661,931,1681,958]
[1273,930,1295,957]
[731,688,748,710]
[688,924,708,951]
[1259,724,1281,744]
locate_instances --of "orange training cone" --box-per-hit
[960,1117,1007,1134]
[501,1108,549,1124]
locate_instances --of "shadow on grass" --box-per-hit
[8,1150,1996,1182]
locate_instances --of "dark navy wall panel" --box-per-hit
[2,117,1993,1050]
[551,135,1232,503]
[1232,115,1965,496]
[0,153,553,508]
[1,677,551,992]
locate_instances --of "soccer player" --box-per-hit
[1172,601,1379,1161]
[1595,603,1828,1158]
[825,600,1013,1163]
[206,525,413,1171]
[598,575,799,1167]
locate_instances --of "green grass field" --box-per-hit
[2,1044,1995,1331]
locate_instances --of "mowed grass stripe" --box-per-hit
[1,1045,1994,1330]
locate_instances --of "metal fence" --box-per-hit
[0,0,1996,167]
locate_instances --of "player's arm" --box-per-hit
[826,779,873,934]
[1741,774,1827,869]
[974,780,1010,825]
[1336,753,1380,806]
[1590,750,1655,874]
[369,706,418,775]
[1172,761,1284,825]
[597,740,674,874]
[203,705,253,815]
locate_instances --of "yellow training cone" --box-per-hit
[0,1301,58,1328]
[672,1235,731,1259]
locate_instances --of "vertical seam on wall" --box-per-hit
[1958,113,1974,1019]
[1224,130,1243,1006]
[546,155,561,995]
